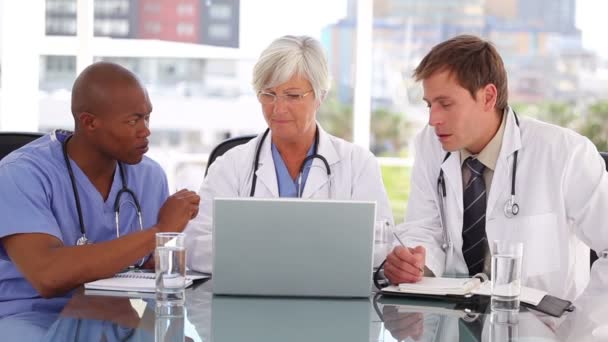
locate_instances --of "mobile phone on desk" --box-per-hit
[523,295,574,318]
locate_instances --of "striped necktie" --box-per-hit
[462,157,488,276]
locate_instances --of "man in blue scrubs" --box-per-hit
[0,62,200,339]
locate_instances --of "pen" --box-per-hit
[393,232,424,274]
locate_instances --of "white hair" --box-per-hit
[252,35,330,101]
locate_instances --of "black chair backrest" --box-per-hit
[601,152,608,167]
[590,152,608,267]
[0,132,44,161]
[204,134,257,176]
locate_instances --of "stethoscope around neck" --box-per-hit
[249,126,331,197]
[437,111,520,251]
[62,134,144,248]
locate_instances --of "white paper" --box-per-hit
[84,270,209,293]
[397,277,481,296]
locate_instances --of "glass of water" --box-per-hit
[374,219,393,269]
[491,240,524,312]
[155,304,186,342]
[155,232,186,307]
[489,309,519,341]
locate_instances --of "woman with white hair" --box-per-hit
[185,35,393,273]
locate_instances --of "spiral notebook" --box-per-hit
[84,270,209,293]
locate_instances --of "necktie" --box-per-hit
[462,157,488,276]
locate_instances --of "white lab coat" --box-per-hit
[185,125,394,273]
[399,107,608,301]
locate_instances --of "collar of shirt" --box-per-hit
[271,142,315,198]
[460,110,507,170]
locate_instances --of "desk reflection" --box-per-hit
[211,295,371,342]
[38,276,608,341]
[40,293,195,342]
[41,294,148,341]
[155,305,187,342]
[374,296,560,342]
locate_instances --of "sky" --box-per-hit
[239,0,348,55]
[240,0,608,59]
[576,0,608,58]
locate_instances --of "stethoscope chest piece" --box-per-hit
[76,235,90,246]
[503,197,519,218]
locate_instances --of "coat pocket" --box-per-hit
[489,212,560,278]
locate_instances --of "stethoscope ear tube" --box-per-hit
[249,128,270,197]
[250,125,331,198]
[436,117,521,252]
[62,134,144,246]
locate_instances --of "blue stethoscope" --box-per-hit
[249,126,332,197]
[436,112,520,251]
[61,134,144,248]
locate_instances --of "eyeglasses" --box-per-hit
[257,90,314,105]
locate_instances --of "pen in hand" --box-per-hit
[392,232,425,275]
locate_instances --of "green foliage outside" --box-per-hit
[380,165,412,224]
[579,101,608,152]
[318,94,413,157]
[512,100,608,152]
[321,93,608,224]
[318,94,416,223]
[370,108,414,157]
[317,96,354,141]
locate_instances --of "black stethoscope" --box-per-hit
[249,126,331,197]
[62,134,144,247]
[436,111,520,251]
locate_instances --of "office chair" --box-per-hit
[590,152,608,267]
[0,132,44,161]
[204,134,257,176]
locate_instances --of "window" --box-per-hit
[46,0,77,14]
[208,24,231,40]
[46,18,77,36]
[94,19,130,36]
[94,0,129,16]
[144,2,161,13]
[177,3,195,16]
[176,23,195,37]
[44,56,76,73]
[145,22,162,34]
[209,4,232,20]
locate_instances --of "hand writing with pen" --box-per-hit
[382,305,425,341]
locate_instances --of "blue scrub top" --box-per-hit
[271,142,315,197]
[0,130,169,318]
[41,317,150,342]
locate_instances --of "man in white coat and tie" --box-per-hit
[383,35,608,301]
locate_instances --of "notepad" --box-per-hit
[381,276,573,317]
[382,276,543,305]
[84,270,209,293]
[396,277,482,296]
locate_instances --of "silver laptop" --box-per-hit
[211,295,371,342]
[212,198,376,298]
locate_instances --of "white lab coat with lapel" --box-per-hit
[185,125,394,273]
[400,107,608,301]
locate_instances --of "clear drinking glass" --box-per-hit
[491,240,524,312]
[374,219,393,269]
[155,304,186,341]
[489,309,519,341]
[155,232,186,307]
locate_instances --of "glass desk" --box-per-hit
[37,279,608,341]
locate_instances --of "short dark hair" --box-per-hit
[413,35,508,111]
